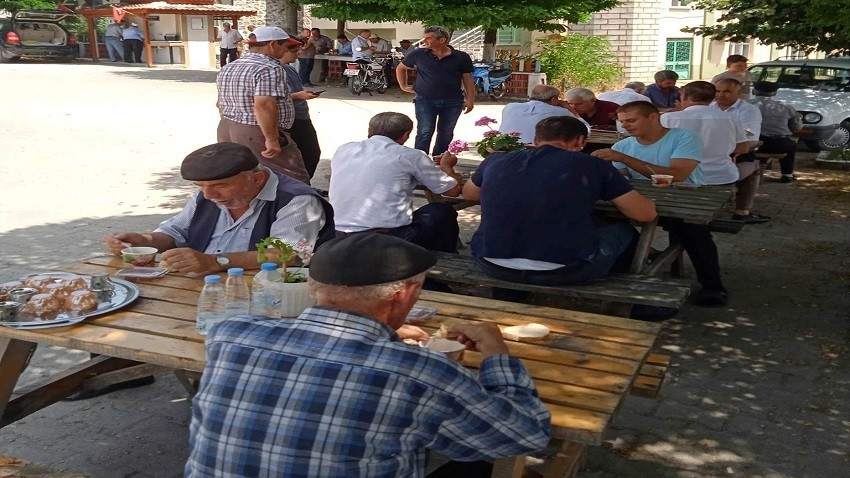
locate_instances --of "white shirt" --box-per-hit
[329,136,458,232]
[218,29,243,49]
[352,36,372,60]
[711,99,762,140]
[499,100,590,144]
[661,105,747,184]
[155,168,326,253]
[597,88,652,105]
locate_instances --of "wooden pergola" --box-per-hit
[76,1,256,67]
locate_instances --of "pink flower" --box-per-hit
[447,140,468,154]
[475,116,498,127]
[482,130,499,138]
[508,131,522,138]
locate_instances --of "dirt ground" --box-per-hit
[0,62,848,478]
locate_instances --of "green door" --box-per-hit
[665,39,692,80]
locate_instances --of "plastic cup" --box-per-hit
[651,174,674,187]
[419,338,466,361]
[121,247,158,267]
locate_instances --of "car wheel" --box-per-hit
[817,120,850,150]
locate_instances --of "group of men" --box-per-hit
[101,19,145,63]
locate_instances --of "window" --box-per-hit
[496,28,521,45]
[784,47,806,60]
[729,42,750,58]
[665,39,693,79]
[671,0,692,6]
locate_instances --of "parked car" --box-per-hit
[749,58,850,151]
[0,10,78,63]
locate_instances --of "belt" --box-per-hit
[338,228,392,236]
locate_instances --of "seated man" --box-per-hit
[592,101,728,307]
[748,81,804,183]
[711,78,768,223]
[565,87,621,129]
[105,142,335,274]
[329,112,462,252]
[598,81,652,105]
[643,70,680,111]
[499,84,588,144]
[185,233,551,477]
[463,116,656,286]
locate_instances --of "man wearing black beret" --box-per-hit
[186,233,551,477]
[103,142,335,274]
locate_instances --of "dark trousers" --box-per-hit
[427,460,493,478]
[124,39,143,63]
[318,59,329,81]
[414,97,465,155]
[759,135,797,175]
[385,202,459,253]
[220,48,238,67]
[286,118,321,179]
[298,58,315,84]
[664,220,725,292]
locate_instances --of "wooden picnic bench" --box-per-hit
[0,257,669,478]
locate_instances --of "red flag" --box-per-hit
[112,6,125,22]
[57,4,75,13]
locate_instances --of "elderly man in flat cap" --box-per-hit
[185,233,551,478]
[104,142,335,274]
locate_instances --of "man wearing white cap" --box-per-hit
[122,21,144,64]
[216,26,311,183]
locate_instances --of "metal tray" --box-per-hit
[1,272,140,330]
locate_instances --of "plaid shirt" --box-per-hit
[185,308,551,478]
[216,52,294,130]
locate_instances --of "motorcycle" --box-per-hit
[473,63,512,100]
[344,56,390,96]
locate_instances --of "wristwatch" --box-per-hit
[215,255,230,270]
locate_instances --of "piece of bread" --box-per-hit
[502,323,551,342]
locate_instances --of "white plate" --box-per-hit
[1,273,140,330]
[116,267,168,279]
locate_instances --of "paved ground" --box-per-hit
[1,62,848,478]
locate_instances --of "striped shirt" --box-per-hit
[185,308,551,478]
[154,167,325,252]
[216,52,295,130]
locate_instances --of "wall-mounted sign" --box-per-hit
[190,18,203,30]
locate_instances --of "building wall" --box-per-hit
[309,17,426,45]
[236,0,299,32]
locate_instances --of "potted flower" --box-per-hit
[472,116,526,157]
[256,237,315,317]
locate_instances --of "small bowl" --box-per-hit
[419,338,466,361]
[650,174,674,187]
[121,247,158,267]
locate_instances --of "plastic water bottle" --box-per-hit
[251,262,283,317]
[224,267,250,319]
[196,275,225,336]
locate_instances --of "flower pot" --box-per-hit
[280,268,314,318]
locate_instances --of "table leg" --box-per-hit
[630,217,659,274]
[0,338,37,422]
[491,455,526,478]
[542,441,587,478]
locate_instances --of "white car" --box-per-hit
[749,58,850,151]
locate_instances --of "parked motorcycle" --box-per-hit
[472,63,512,100]
[344,57,390,96]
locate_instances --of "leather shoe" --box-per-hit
[732,213,771,224]
[780,175,796,183]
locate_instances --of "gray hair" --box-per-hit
[565,87,596,101]
[309,272,427,303]
[424,26,450,40]
[624,81,646,92]
[368,112,414,141]
[528,84,560,101]
[654,70,679,82]
[223,22,231,27]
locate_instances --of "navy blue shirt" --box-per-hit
[470,146,633,265]
[402,46,474,101]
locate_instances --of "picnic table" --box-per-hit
[0,257,663,478]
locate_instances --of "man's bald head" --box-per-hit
[529,84,561,102]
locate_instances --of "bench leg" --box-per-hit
[491,455,527,478]
[630,217,658,275]
[543,441,587,478]
[0,338,37,425]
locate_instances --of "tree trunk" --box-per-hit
[336,20,345,37]
[283,1,299,35]
[483,29,496,63]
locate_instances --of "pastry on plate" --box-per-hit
[67,290,98,314]
[22,293,63,320]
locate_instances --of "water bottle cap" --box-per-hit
[227,267,244,276]
[260,262,278,271]
[204,275,221,283]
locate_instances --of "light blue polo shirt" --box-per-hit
[611,128,706,185]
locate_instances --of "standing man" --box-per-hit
[396,26,475,156]
[749,81,804,183]
[296,28,316,86]
[310,28,333,83]
[395,39,416,58]
[281,42,322,179]
[351,29,373,60]
[643,70,680,111]
[216,26,309,183]
[565,87,621,129]
[217,23,243,67]
[712,55,753,99]
[711,78,768,223]
[336,34,352,56]
[103,19,123,62]
[499,84,587,144]
[122,22,144,64]
[598,82,651,105]
[329,112,463,253]
[185,233,551,477]
[592,101,730,307]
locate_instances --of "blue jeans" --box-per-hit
[298,58,315,84]
[474,221,638,286]
[414,97,465,155]
[104,36,123,61]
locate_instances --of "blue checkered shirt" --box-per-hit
[185,308,551,477]
[217,52,295,130]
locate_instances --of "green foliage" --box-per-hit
[293,0,619,32]
[536,33,623,91]
[255,237,308,283]
[0,0,56,13]
[826,147,850,162]
[685,0,850,56]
